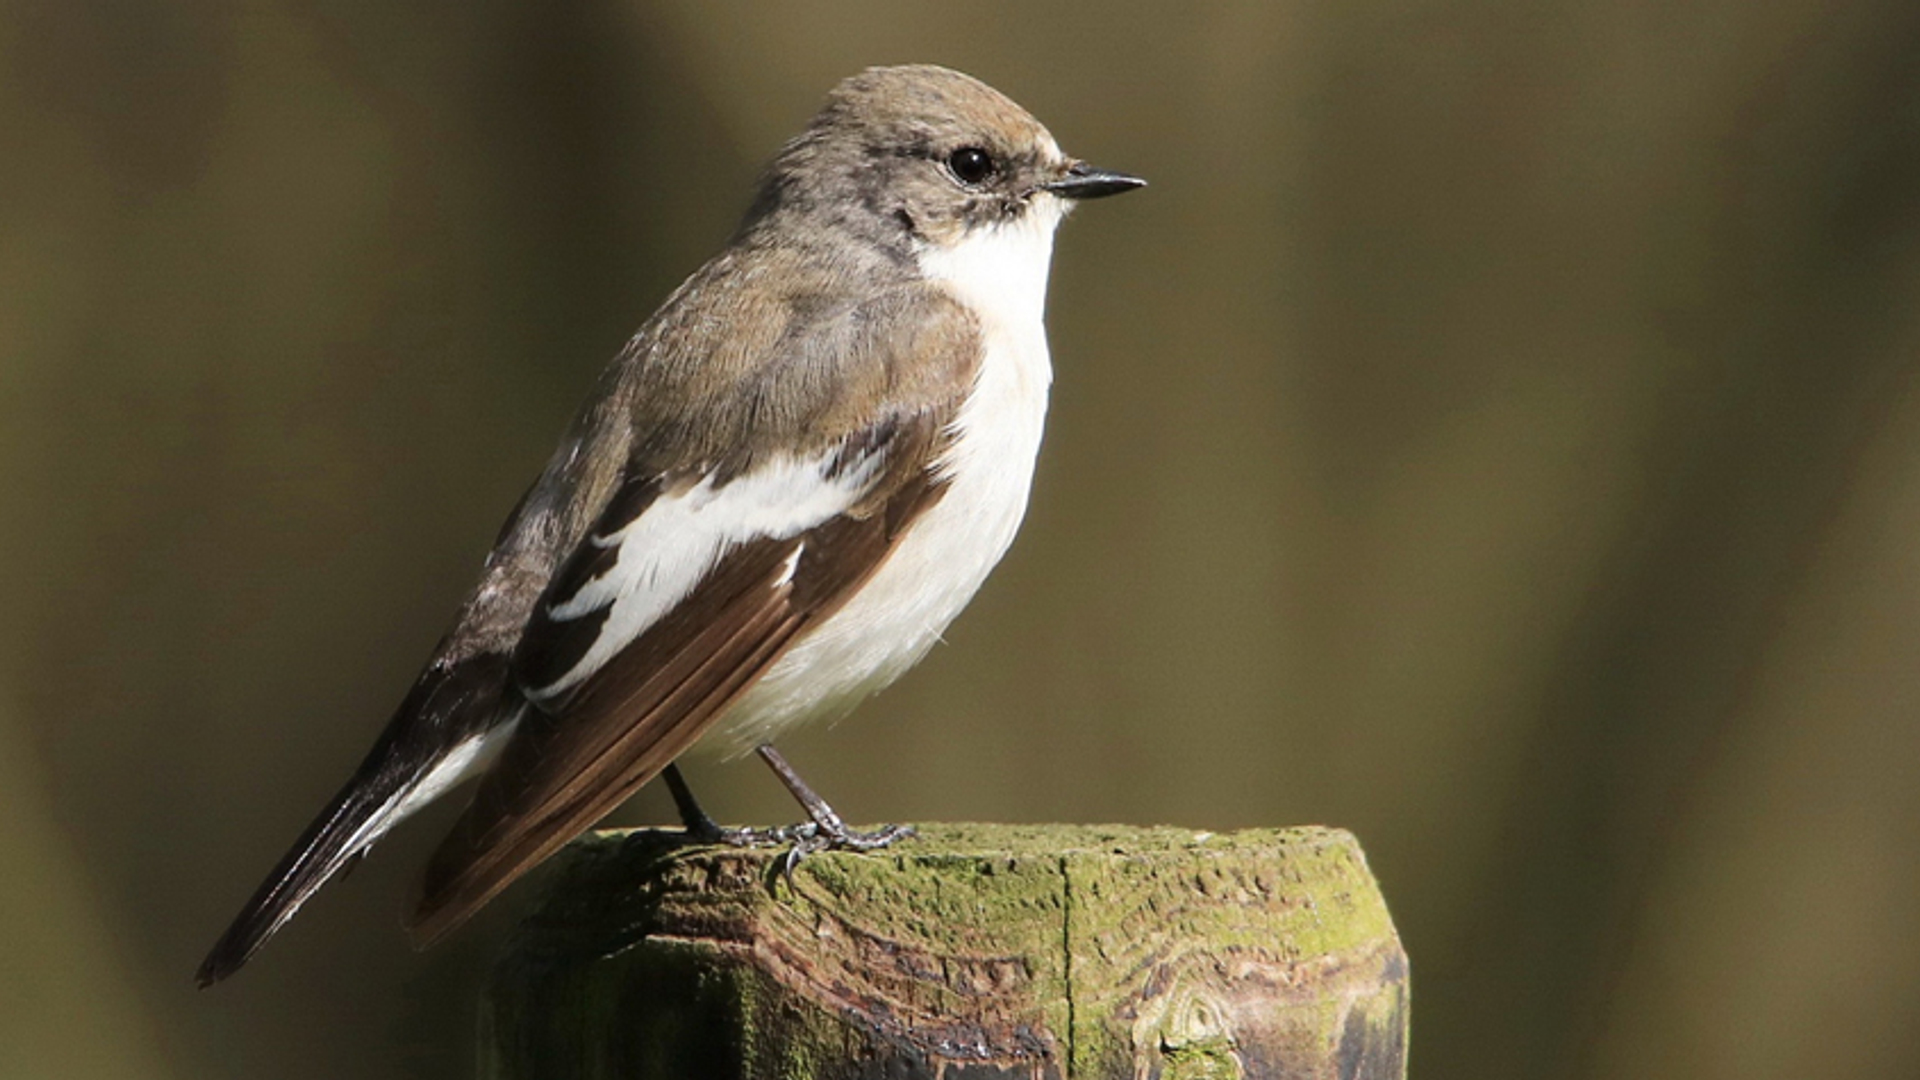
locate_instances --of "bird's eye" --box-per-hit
[946,146,997,187]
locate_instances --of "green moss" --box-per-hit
[487,823,1406,1079]
[1160,1041,1243,1080]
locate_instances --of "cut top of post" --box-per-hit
[488,823,1408,1080]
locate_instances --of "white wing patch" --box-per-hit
[526,450,882,701]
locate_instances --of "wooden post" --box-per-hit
[482,824,1407,1079]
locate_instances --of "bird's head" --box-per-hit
[748,65,1144,259]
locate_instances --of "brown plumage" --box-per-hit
[408,292,975,944]
[197,64,1141,986]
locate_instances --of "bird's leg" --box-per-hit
[659,752,915,865]
[755,745,915,865]
[661,764,725,842]
[660,763,807,848]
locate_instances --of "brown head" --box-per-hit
[744,65,1143,255]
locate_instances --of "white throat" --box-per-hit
[915,198,1068,337]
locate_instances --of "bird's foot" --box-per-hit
[772,819,915,879]
[751,743,914,874]
[683,821,804,848]
[805,818,916,852]
[679,817,915,881]
[658,753,914,875]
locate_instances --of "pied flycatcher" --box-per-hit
[198,64,1143,985]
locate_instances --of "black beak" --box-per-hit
[1043,162,1147,200]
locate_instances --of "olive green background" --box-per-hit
[4,3,1919,1078]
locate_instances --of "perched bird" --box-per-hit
[197,63,1143,986]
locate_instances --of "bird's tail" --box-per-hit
[194,758,419,987]
[195,655,516,987]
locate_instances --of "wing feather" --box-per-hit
[406,414,955,945]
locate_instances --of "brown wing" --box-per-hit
[405,415,950,946]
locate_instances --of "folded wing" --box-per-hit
[408,286,977,944]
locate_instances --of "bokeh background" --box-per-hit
[5,2,1920,1077]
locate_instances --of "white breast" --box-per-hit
[711,203,1065,752]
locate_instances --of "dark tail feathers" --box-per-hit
[195,654,514,986]
[195,766,411,987]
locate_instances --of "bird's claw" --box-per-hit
[678,819,915,884]
[776,820,915,882]
[664,751,912,884]
[679,822,800,848]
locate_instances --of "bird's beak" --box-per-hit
[1042,161,1147,200]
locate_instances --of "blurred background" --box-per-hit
[5,1,1920,1077]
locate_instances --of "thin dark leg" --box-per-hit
[755,745,915,852]
[661,764,795,848]
[660,750,914,864]
[661,764,724,841]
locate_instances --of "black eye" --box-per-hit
[946,146,997,186]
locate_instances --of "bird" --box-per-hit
[196,63,1143,986]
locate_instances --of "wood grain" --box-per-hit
[482,823,1407,1079]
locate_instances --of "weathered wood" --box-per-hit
[482,824,1407,1079]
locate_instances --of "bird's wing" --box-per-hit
[406,288,979,945]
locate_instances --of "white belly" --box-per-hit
[709,325,1052,752]
[709,208,1062,752]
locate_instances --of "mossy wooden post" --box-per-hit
[482,824,1407,1079]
